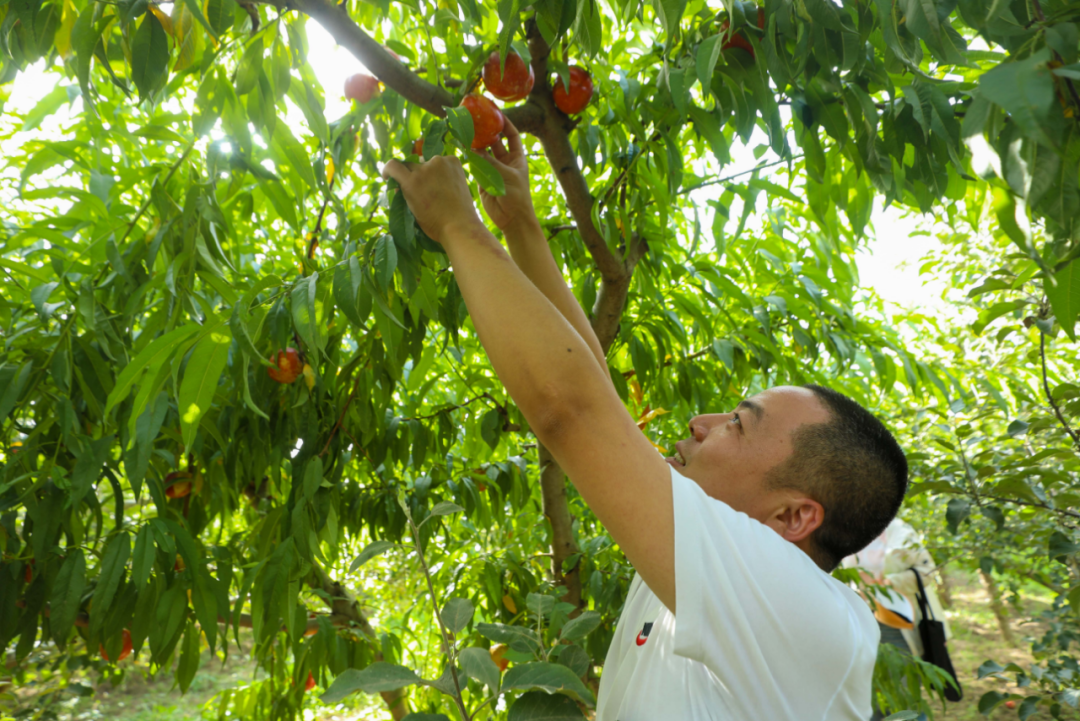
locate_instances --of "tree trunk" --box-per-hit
[540,445,583,609]
[980,569,1015,646]
[311,565,409,720]
[935,569,953,609]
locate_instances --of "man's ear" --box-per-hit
[775,496,824,544]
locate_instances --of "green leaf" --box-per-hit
[1048,531,1080,563]
[554,644,589,678]
[401,716,453,721]
[507,690,587,720]
[235,37,265,96]
[373,235,398,291]
[181,0,219,40]
[130,12,169,101]
[945,497,971,534]
[480,407,502,449]
[477,622,543,653]
[271,123,316,191]
[898,0,967,65]
[497,0,521,61]
[239,356,269,420]
[459,647,501,691]
[979,50,1057,147]
[503,662,596,705]
[466,150,507,197]
[21,84,72,132]
[1006,419,1029,437]
[291,273,319,353]
[176,621,201,692]
[348,540,396,572]
[572,0,602,58]
[0,361,33,426]
[651,0,687,45]
[91,532,131,634]
[389,187,417,251]
[131,525,156,590]
[978,691,1007,715]
[69,436,114,511]
[559,610,601,641]
[1047,258,1080,340]
[425,501,465,522]
[178,328,233,450]
[334,260,369,329]
[105,324,201,417]
[50,550,87,647]
[439,597,474,634]
[320,663,422,703]
[229,304,271,367]
[696,34,724,91]
[446,106,475,148]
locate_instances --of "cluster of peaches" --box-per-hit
[343,49,594,152]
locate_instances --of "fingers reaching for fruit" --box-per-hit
[382,156,483,244]
[475,119,537,232]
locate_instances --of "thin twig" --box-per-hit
[307,171,336,259]
[598,132,661,210]
[546,224,577,238]
[404,513,471,721]
[620,345,712,378]
[319,372,363,457]
[404,393,500,422]
[980,493,1080,522]
[118,139,196,247]
[953,422,983,508]
[676,155,803,197]
[1039,332,1080,450]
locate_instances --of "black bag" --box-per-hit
[913,568,962,702]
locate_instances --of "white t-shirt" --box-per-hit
[595,467,879,721]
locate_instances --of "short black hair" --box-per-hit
[765,384,908,571]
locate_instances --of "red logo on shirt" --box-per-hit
[635,622,653,646]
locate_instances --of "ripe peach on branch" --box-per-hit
[483,51,534,102]
[461,93,505,150]
[268,348,303,384]
[553,66,593,115]
[345,73,380,104]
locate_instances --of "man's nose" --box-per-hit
[688,414,723,441]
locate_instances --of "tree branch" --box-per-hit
[294,0,454,116]
[309,563,410,720]
[1040,332,1080,451]
[523,20,623,283]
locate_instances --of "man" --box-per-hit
[382,120,908,720]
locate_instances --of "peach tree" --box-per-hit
[1,0,1079,718]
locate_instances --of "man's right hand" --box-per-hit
[477,119,539,235]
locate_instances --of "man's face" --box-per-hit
[665,386,830,523]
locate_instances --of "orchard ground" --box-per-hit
[2,570,1061,721]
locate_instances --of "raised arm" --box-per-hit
[382,156,676,611]
[477,120,609,378]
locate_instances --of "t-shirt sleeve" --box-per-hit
[669,466,874,714]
